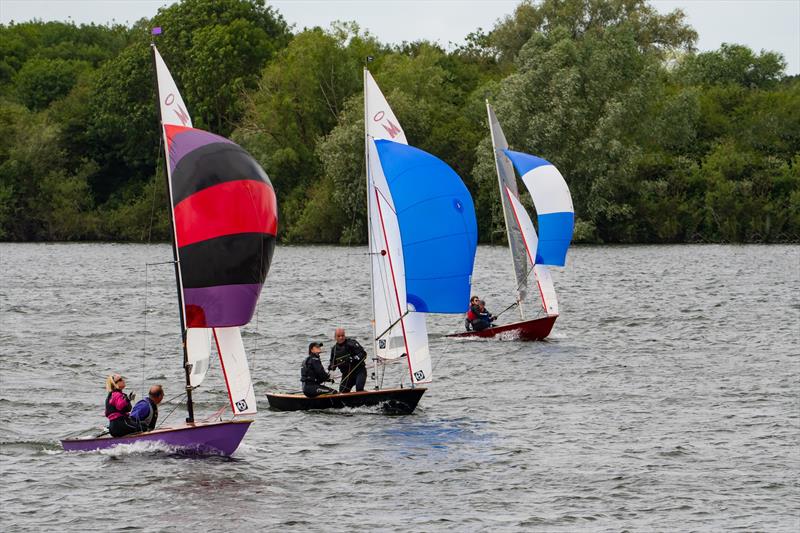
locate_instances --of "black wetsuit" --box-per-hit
[301,354,335,398]
[329,338,367,393]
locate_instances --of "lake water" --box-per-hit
[1,243,798,531]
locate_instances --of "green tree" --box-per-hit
[677,43,786,88]
[14,57,90,111]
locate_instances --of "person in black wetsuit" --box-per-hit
[301,342,336,398]
[328,328,367,393]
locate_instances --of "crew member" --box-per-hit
[302,342,336,398]
[105,374,140,437]
[328,328,367,393]
[131,385,164,431]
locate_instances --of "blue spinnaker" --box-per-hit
[503,150,574,267]
[374,139,477,314]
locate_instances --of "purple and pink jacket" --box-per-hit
[105,391,132,421]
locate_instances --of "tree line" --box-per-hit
[1,0,797,244]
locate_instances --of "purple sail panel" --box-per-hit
[165,126,236,174]
[183,283,263,328]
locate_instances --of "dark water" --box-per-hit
[1,243,798,532]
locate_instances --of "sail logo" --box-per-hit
[235,399,248,411]
[414,370,425,381]
[373,111,401,139]
[164,93,191,126]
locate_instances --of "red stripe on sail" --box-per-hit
[174,180,277,248]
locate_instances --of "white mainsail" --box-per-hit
[154,46,192,129]
[365,69,431,385]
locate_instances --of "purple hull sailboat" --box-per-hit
[62,40,277,456]
[61,420,252,455]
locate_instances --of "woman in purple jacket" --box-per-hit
[105,374,141,437]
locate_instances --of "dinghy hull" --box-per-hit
[447,315,557,340]
[266,387,426,414]
[61,419,252,456]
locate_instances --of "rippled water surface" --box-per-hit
[1,243,799,532]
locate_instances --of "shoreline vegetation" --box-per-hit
[1,0,798,245]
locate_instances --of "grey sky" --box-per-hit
[1,0,798,74]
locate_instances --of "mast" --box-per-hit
[151,42,194,422]
[364,66,380,391]
[486,101,525,321]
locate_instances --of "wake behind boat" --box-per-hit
[60,420,252,455]
[266,388,426,415]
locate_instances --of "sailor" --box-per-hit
[130,385,164,431]
[302,342,336,398]
[105,374,141,437]
[328,328,367,393]
[478,300,497,326]
[467,297,496,331]
[465,295,480,331]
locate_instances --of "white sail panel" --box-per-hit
[153,46,192,128]
[520,165,573,215]
[213,327,256,416]
[369,139,407,361]
[186,328,211,387]
[504,187,539,267]
[365,69,407,145]
[487,102,530,306]
[404,310,432,384]
[533,265,559,316]
[506,187,557,315]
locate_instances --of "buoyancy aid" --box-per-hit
[301,355,325,385]
[133,398,158,429]
[105,391,131,419]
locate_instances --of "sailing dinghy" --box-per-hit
[448,101,573,341]
[62,42,277,455]
[266,68,477,413]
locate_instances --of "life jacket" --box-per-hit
[105,391,131,419]
[331,339,364,368]
[466,309,477,321]
[134,398,158,429]
[301,355,320,384]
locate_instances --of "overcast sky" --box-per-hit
[1,0,798,74]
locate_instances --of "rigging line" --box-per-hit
[145,260,177,266]
[154,391,188,429]
[494,300,520,320]
[141,262,149,395]
[337,357,367,388]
